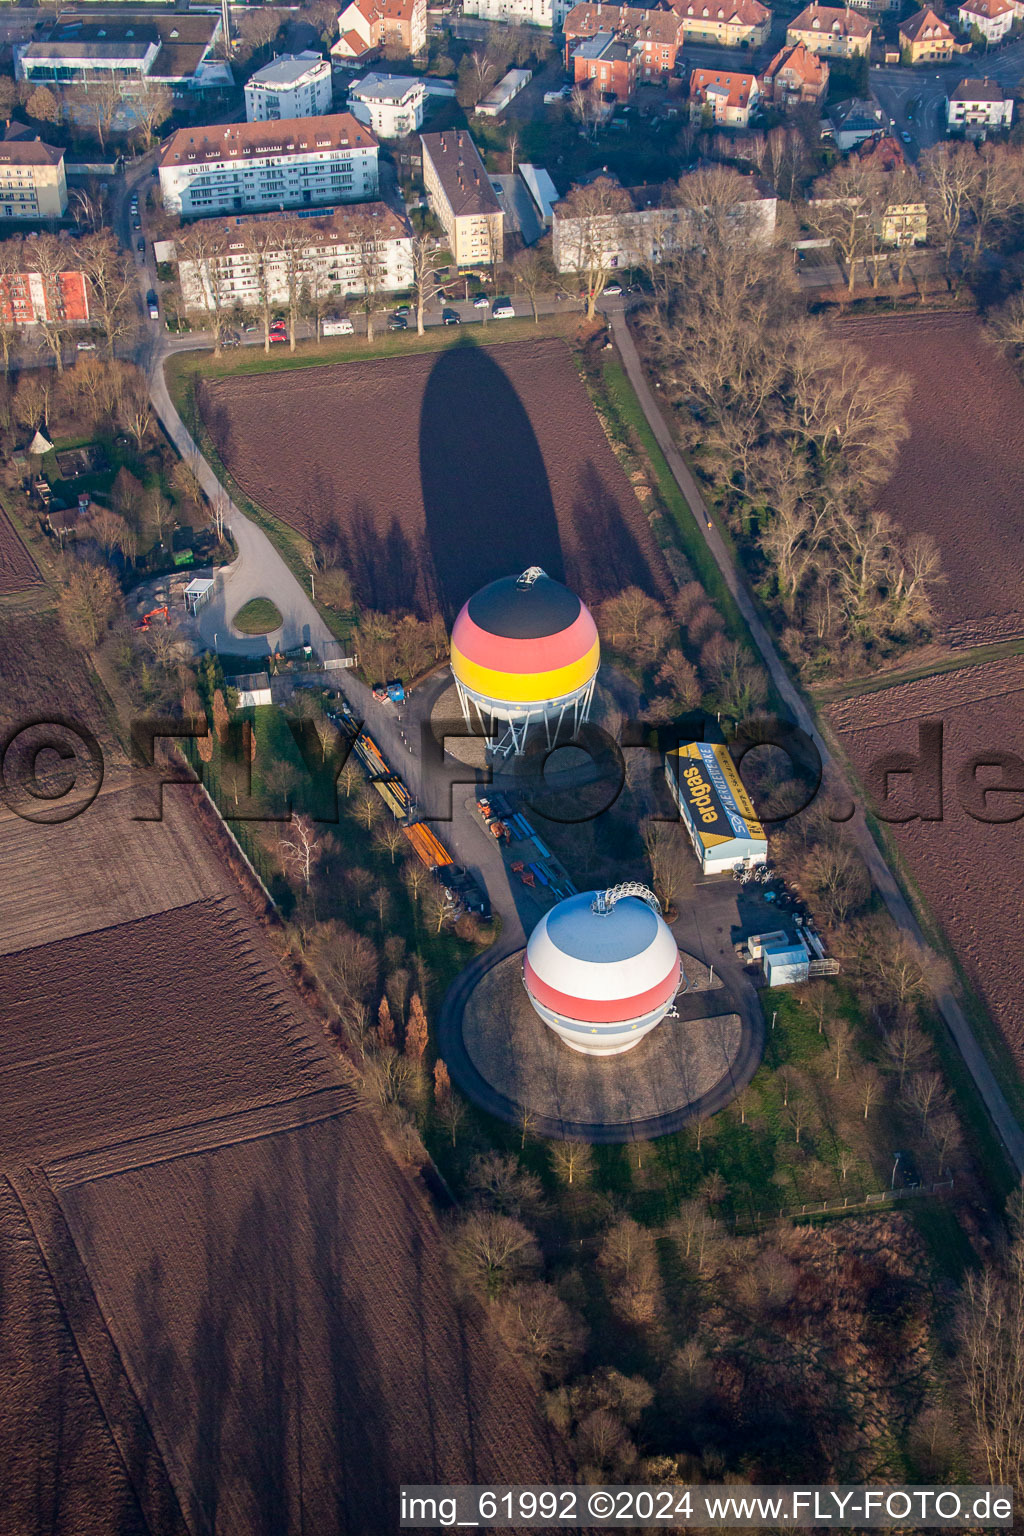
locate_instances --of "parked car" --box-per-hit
[492,297,514,319]
[387,315,407,331]
[901,130,912,144]
[136,237,145,254]
[604,282,623,296]
[442,307,461,325]
[270,329,287,343]
[76,340,96,351]
[243,322,259,333]
[132,218,141,230]
[322,316,355,336]
[270,319,287,333]
[394,303,410,316]
[472,294,489,308]
[146,290,159,321]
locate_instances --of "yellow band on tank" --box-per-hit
[452,638,600,705]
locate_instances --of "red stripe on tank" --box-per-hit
[451,605,598,675]
[523,954,680,1024]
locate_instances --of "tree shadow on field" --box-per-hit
[324,497,435,615]
[571,459,662,599]
[419,340,564,623]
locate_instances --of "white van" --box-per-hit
[323,317,355,336]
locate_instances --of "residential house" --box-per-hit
[0,127,67,221]
[157,114,379,218]
[348,72,427,136]
[759,41,829,105]
[787,4,873,55]
[333,0,426,61]
[420,130,503,266]
[828,94,888,148]
[880,202,927,243]
[0,265,89,323]
[563,4,686,79]
[690,65,761,125]
[172,203,414,309]
[552,171,777,271]
[957,0,1014,41]
[899,6,956,59]
[947,75,1014,126]
[669,0,771,46]
[856,131,905,167]
[571,31,640,99]
[244,53,333,122]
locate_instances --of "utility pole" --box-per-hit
[221,0,232,53]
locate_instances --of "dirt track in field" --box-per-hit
[842,312,1024,648]
[200,338,671,620]
[0,506,40,596]
[828,655,1024,1069]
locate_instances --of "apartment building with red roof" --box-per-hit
[759,40,828,105]
[690,65,761,124]
[562,3,686,77]
[332,0,426,61]
[787,3,873,55]
[670,0,771,46]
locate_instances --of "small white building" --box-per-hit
[665,741,768,875]
[463,0,560,25]
[184,575,216,614]
[519,163,559,225]
[947,76,1014,128]
[763,939,811,987]
[234,672,273,707]
[348,72,427,137]
[957,0,1015,40]
[245,52,333,122]
[476,67,533,117]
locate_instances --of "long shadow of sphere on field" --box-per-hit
[419,340,565,622]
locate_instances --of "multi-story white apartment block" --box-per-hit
[420,130,503,267]
[158,114,379,219]
[0,127,67,221]
[348,73,426,137]
[173,202,413,310]
[244,52,333,122]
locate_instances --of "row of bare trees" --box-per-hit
[18,74,172,152]
[175,211,449,351]
[638,165,941,675]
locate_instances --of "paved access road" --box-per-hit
[870,40,1024,155]
[607,305,1024,1177]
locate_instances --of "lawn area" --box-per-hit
[232,596,282,635]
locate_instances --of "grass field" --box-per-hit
[232,596,282,634]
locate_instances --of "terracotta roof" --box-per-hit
[690,65,758,107]
[762,40,828,83]
[958,0,1014,19]
[789,4,874,35]
[563,2,685,42]
[158,114,377,170]
[856,133,905,168]
[420,130,501,218]
[673,0,769,22]
[950,74,1010,98]
[900,5,954,38]
[0,132,63,168]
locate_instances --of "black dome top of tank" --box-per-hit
[466,574,582,640]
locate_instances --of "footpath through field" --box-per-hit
[608,308,1024,1178]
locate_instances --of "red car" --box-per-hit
[270,329,287,343]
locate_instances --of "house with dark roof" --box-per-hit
[420,130,503,266]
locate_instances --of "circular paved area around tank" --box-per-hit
[440,946,759,1143]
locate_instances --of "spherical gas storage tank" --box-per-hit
[523,885,682,1056]
[450,567,599,753]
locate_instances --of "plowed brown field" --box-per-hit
[841,312,1024,648]
[0,506,40,595]
[200,338,671,618]
[828,655,1024,1068]
[58,1107,569,1535]
[0,615,572,1529]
